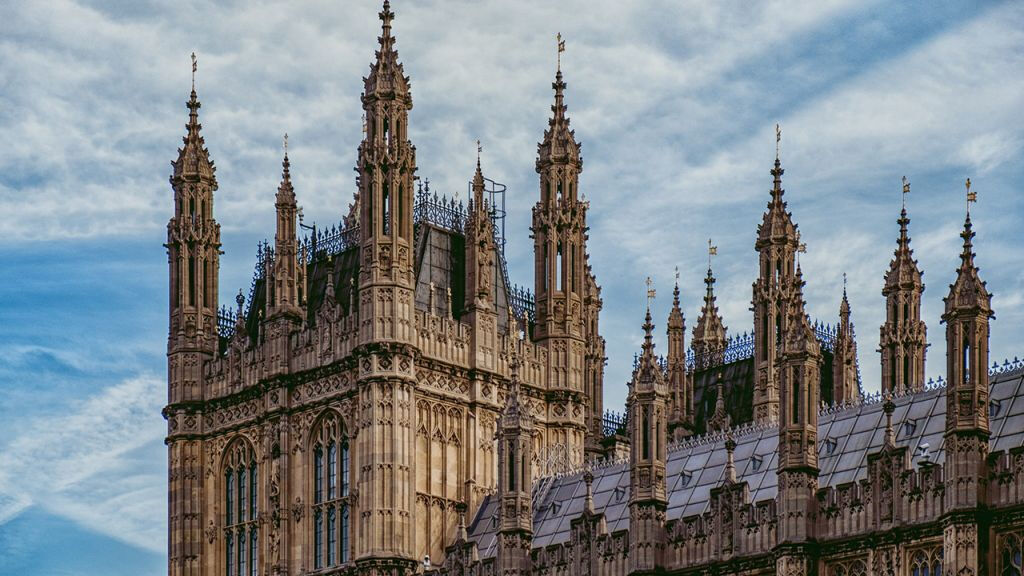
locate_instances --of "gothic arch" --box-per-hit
[307,408,352,569]
[220,436,259,576]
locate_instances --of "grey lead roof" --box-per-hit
[467,366,1024,557]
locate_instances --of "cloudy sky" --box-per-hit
[0,0,1022,573]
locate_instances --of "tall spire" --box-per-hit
[693,241,727,368]
[771,123,784,202]
[536,44,580,172]
[881,176,926,394]
[172,54,216,187]
[276,133,295,205]
[833,274,860,404]
[667,268,690,439]
[364,0,411,104]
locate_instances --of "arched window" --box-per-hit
[311,412,351,569]
[911,547,944,576]
[791,368,800,425]
[963,335,972,385]
[224,440,258,576]
[1001,533,1023,576]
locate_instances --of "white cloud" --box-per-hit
[0,375,166,552]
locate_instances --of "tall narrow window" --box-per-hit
[963,336,972,384]
[642,408,650,460]
[542,245,549,292]
[556,242,563,291]
[890,351,897,392]
[382,181,391,235]
[226,471,234,526]
[204,260,211,308]
[904,355,910,390]
[383,115,390,147]
[327,507,337,566]
[507,441,516,491]
[557,180,563,200]
[314,510,323,569]
[250,466,257,521]
[761,315,769,358]
[792,370,800,425]
[238,466,246,522]
[341,506,350,564]
[189,254,196,307]
[250,529,258,576]
[311,414,350,567]
[224,442,258,576]
[570,245,576,292]
[397,185,405,238]
[903,302,909,323]
[238,530,247,576]
[328,443,337,500]
[341,443,350,497]
[314,446,324,504]
[226,533,234,576]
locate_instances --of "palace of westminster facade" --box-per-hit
[165,3,1024,575]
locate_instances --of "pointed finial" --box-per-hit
[283,132,289,156]
[645,276,656,311]
[672,266,681,308]
[902,175,910,210]
[965,177,977,214]
[842,272,848,296]
[191,52,198,92]
[775,123,781,161]
[724,430,737,483]
[557,32,566,72]
[236,288,245,315]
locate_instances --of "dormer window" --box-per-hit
[823,438,838,455]
[751,455,763,472]
[991,399,1003,418]
[902,419,917,438]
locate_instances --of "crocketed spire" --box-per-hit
[172,72,216,187]
[884,203,924,293]
[667,275,684,331]
[692,262,727,359]
[944,210,993,317]
[276,141,295,206]
[363,0,411,105]
[784,265,819,356]
[634,305,666,391]
[757,157,797,247]
[536,68,581,171]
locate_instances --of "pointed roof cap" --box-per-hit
[667,268,684,330]
[884,178,924,295]
[693,260,727,346]
[363,0,411,106]
[172,54,217,187]
[536,67,581,171]
[943,186,993,319]
[276,134,295,206]
[756,125,796,249]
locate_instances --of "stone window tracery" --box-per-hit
[827,557,866,576]
[312,412,351,569]
[1001,533,1023,576]
[224,440,258,576]
[908,546,942,576]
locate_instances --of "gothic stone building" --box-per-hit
[164,3,1024,576]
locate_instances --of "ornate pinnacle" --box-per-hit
[771,123,784,201]
[724,431,737,483]
[883,394,895,448]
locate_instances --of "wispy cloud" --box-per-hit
[0,375,166,552]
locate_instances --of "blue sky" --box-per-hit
[0,1,1022,573]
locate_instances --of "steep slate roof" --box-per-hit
[467,365,1024,558]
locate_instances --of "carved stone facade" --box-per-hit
[166,4,1023,576]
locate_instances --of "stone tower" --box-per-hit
[666,277,690,439]
[165,71,221,576]
[496,344,534,576]
[532,64,590,467]
[464,154,499,374]
[832,282,860,404]
[880,180,927,394]
[775,265,821,576]
[692,259,727,369]
[265,146,305,377]
[752,135,800,422]
[941,195,994,574]
[628,307,669,575]
[354,2,419,572]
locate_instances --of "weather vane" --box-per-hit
[477,139,482,164]
[902,175,910,210]
[557,32,565,71]
[645,276,656,309]
[842,272,848,294]
[775,123,781,159]
[674,265,680,283]
[966,177,977,214]
[283,133,289,156]
[191,52,197,91]
[708,238,718,269]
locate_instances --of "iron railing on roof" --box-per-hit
[602,410,628,436]
[509,284,536,324]
[217,305,237,341]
